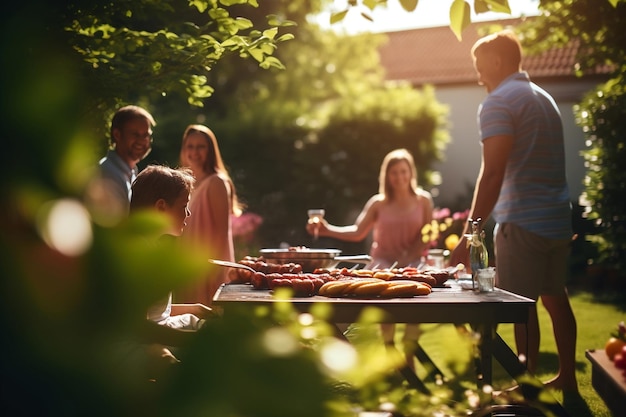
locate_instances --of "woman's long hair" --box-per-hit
[179,124,242,216]
[378,148,418,201]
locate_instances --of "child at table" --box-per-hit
[128,164,215,377]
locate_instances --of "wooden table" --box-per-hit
[213,282,533,390]
[586,349,626,416]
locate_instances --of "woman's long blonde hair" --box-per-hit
[378,148,419,200]
[179,124,242,216]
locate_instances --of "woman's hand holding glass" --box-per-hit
[306,209,325,240]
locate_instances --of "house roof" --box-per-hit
[378,17,607,86]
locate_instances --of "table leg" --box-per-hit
[492,332,527,380]
[414,343,445,381]
[334,324,431,393]
[384,343,431,394]
[477,323,494,388]
[475,324,532,388]
[332,323,349,340]
[399,365,431,394]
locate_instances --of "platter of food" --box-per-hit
[225,256,457,298]
[258,246,371,272]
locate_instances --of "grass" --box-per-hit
[412,286,626,416]
[346,285,626,416]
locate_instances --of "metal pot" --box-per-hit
[259,248,371,272]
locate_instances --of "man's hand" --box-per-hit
[171,303,217,319]
[449,235,470,270]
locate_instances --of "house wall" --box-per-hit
[429,77,605,209]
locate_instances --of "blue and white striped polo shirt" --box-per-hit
[478,71,572,239]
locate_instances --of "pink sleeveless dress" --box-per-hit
[179,174,234,305]
[370,203,426,268]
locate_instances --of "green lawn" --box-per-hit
[349,290,626,417]
[409,287,626,416]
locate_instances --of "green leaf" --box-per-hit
[474,0,490,14]
[234,17,253,30]
[262,27,278,40]
[220,0,254,6]
[330,10,349,24]
[267,14,297,27]
[259,56,285,70]
[189,0,208,13]
[221,35,246,47]
[399,0,419,12]
[363,0,382,11]
[482,0,511,14]
[276,33,295,42]
[450,0,471,41]
[248,47,264,62]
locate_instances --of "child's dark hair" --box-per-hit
[130,165,194,211]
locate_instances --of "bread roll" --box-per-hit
[352,281,389,296]
[318,279,354,296]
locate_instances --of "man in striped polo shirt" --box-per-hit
[450,30,578,393]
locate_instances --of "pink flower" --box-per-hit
[453,209,470,222]
[433,207,451,220]
[422,208,469,251]
[232,212,263,237]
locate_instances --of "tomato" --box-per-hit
[614,353,626,369]
[605,337,626,360]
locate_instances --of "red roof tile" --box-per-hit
[378,17,606,86]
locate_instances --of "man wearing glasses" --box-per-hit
[98,105,156,212]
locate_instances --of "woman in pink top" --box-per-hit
[306,148,433,369]
[178,124,242,306]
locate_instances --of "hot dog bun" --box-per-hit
[318,278,431,298]
[318,279,354,296]
[352,280,390,296]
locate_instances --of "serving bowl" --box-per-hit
[259,248,371,272]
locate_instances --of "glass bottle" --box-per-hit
[466,218,488,290]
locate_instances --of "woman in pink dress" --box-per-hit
[178,124,242,306]
[306,148,433,369]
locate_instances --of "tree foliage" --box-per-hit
[520,0,626,76]
[58,0,299,143]
[330,0,512,40]
[575,75,626,272]
[191,23,450,253]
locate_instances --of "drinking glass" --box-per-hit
[427,249,445,269]
[476,267,496,292]
[307,209,325,240]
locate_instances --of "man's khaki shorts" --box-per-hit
[494,222,571,300]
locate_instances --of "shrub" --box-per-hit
[575,73,626,277]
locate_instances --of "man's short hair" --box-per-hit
[110,105,156,146]
[471,30,522,69]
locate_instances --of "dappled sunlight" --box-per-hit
[38,198,92,256]
[298,312,315,326]
[263,326,299,356]
[320,337,357,373]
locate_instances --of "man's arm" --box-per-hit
[450,134,513,266]
[170,303,216,319]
